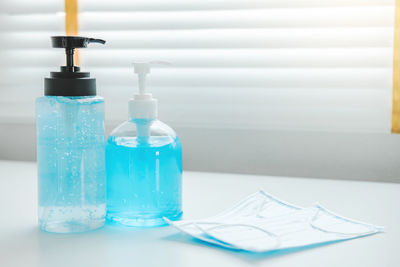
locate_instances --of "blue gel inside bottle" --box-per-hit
[36,96,106,233]
[106,119,182,227]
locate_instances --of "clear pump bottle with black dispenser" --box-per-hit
[36,36,106,233]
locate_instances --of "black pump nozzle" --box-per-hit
[51,36,106,72]
[45,36,106,97]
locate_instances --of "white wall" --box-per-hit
[1,121,399,183]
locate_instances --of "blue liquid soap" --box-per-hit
[106,119,182,226]
[36,96,106,233]
[106,61,183,227]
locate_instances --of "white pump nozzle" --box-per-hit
[129,61,170,119]
[133,62,150,99]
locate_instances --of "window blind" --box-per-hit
[0,0,395,132]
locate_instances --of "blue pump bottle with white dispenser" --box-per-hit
[106,62,182,227]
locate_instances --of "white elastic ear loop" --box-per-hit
[195,223,281,251]
[255,198,272,219]
[308,208,378,236]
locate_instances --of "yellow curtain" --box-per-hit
[393,0,400,133]
[65,0,79,65]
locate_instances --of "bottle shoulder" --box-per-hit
[36,96,104,105]
[109,119,176,138]
[108,119,180,148]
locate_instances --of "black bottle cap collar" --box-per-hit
[44,36,106,97]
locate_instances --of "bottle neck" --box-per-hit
[130,118,156,141]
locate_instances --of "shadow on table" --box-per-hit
[3,225,110,267]
[4,224,380,265]
[162,232,371,262]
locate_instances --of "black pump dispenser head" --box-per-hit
[44,36,106,96]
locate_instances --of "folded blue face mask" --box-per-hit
[166,191,383,253]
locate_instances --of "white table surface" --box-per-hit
[0,160,399,267]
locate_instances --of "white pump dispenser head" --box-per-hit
[129,61,169,119]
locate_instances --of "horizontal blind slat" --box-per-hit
[0,67,392,89]
[82,28,394,49]
[1,7,393,31]
[0,48,393,68]
[0,28,393,49]
[0,86,390,109]
[79,7,394,30]
[0,103,391,132]
[1,0,393,14]
[0,0,63,14]
[80,0,394,11]
[0,14,64,32]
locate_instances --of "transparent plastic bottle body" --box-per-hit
[106,119,182,227]
[36,96,106,233]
